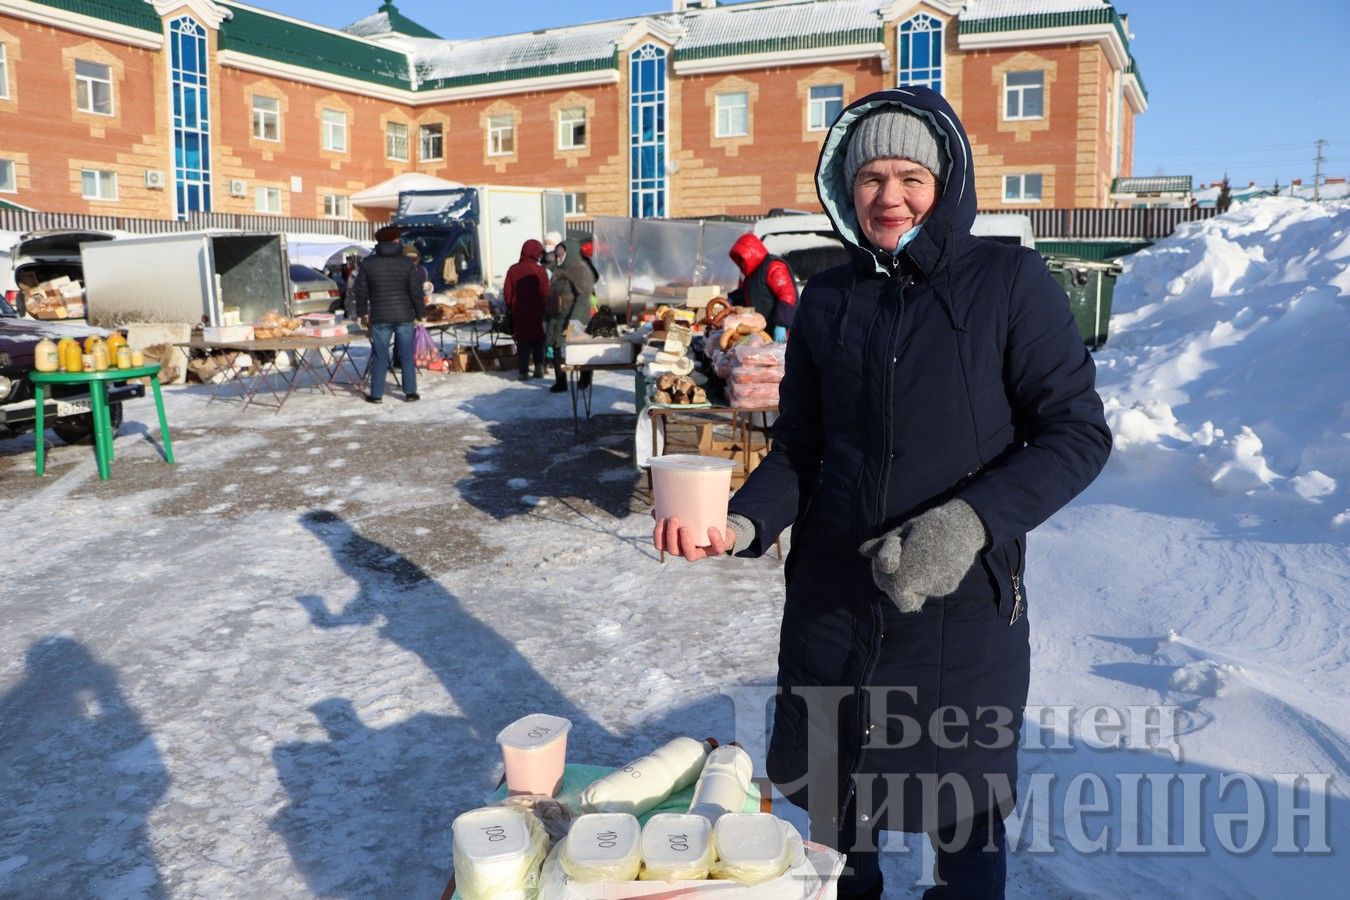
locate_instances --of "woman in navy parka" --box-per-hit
[656,87,1110,898]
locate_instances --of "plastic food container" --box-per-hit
[639,813,715,881]
[496,713,572,796]
[650,455,736,548]
[451,806,548,899]
[560,812,642,883]
[709,813,793,885]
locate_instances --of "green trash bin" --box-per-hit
[1044,254,1123,349]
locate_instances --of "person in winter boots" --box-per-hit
[352,225,426,403]
[728,233,798,341]
[503,239,549,379]
[654,88,1111,899]
[546,239,596,394]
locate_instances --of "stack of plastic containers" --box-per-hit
[450,806,548,899]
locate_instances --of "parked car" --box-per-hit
[0,294,142,444]
[288,263,343,315]
[2,230,116,315]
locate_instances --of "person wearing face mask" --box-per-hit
[545,239,596,394]
[653,88,1110,898]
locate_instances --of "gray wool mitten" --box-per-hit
[858,499,988,613]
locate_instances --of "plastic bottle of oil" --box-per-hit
[35,338,60,372]
[60,338,83,373]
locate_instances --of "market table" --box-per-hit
[562,361,640,430]
[32,364,173,481]
[178,333,363,412]
[422,317,500,370]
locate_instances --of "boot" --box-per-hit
[549,359,568,393]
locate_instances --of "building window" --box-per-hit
[75,60,113,115]
[487,115,514,156]
[898,14,943,94]
[715,91,748,137]
[0,45,9,100]
[419,123,443,161]
[1003,173,1043,203]
[255,186,281,213]
[170,17,210,217]
[558,107,586,149]
[81,168,117,200]
[1004,71,1045,120]
[323,194,350,218]
[808,84,843,131]
[629,43,667,218]
[251,95,279,141]
[386,122,409,160]
[564,192,586,215]
[322,109,347,152]
[0,159,14,192]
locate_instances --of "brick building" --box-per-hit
[0,0,1147,223]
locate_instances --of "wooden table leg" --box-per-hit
[151,376,175,464]
[33,383,45,476]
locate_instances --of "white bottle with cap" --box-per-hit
[686,743,753,824]
[580,737,715,816]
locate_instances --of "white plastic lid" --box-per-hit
[564,813,641,865]
[496,713,572,751]
[714,813,787,865]
[648,454,737,472]
[452,807,533,863]
[641,813,713,865]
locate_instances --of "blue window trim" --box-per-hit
[629,43,667,219]
[898,13,943,95]
[170,16,210,217]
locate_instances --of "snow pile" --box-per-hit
[1097,197,1350,530]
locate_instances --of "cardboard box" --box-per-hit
[203,324,255,343]
[565,339,634,366]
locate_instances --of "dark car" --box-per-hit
[288,263,343,316]
[0,295,143,444]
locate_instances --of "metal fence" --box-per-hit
[0,208,380,240]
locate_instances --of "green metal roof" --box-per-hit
[219,4,411,90]
[1111,176,1193,194]
[29,0,161,32]
[960,5,1147,100]
[375,2,439,39]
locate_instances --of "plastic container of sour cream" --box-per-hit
[560,812,642,883]
[709,813,793,885]
[496,713,572,796]
[639,813,716,881]
[451,806,547,899]
[650,455,736,547]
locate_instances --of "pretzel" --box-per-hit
[701,297,732,329]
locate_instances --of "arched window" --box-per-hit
[169,16,210,216]
[629,43,667,218]
[898,14,943,95]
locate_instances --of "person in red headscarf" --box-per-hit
[503,239,550,380]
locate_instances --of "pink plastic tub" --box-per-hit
[496,713,572,796]
[650,454,736,548]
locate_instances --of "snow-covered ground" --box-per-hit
[1,197,1346,898]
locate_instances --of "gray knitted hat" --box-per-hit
[845,108,946,186]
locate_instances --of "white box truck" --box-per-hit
[392,186,565,289]
[81,231,291,328]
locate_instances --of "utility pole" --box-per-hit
[1314,139,1327,201]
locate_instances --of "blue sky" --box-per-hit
[262,0,1350,188]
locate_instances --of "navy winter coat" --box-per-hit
[352,240,425,325]
[726,87,1111,834]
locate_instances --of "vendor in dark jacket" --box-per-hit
[352,225,426,403]
[729,232,798,341]
[503,238,550,380]
[655,88,1110,899]
[546,239,596,394]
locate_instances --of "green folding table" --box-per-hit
[31,365,175,480]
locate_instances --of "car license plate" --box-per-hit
[56,398,91,415]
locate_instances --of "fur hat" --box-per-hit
[845,108,946,186]
[374,225,402,243]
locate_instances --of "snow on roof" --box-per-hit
[962,0,1113,20]
[678,0,884,52]
[343,12,390,38]
[405,20,639,85]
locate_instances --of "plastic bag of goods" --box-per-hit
[727,382,780,408]
[580,737,713,817]
[730,341,786,370]
[639,813,716,881]
[451,805,549,899]
[413,324,443,370]
[560,813,642,883]
[708,813,794,885]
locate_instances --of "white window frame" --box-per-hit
[558,107,586,149]
[0,159,15,192]
[0,45,9,100]
[419,123,443,161]
[255,185,281,214]
[1004,70,1045,121]
[807,84,843,132]
[81,168,117,200]
[251,95,280,141]
[715,91,749,138]
[1003,173,1043,204]
[487,115,515,156]
[563,192,586,215]
[323,193,350,218]
[386,121,409,161]
[321,109,347,152]
[75,60,113,116]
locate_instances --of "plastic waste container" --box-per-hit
[1044,254,1123,349]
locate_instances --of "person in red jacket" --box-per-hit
[729,233,798,341]
[503,239,550,380]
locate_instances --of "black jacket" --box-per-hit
[727,87,1111,832]
[352,241,425,325]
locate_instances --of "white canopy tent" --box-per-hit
[350,173,465,209]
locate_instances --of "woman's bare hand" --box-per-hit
[652,515,735,561]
